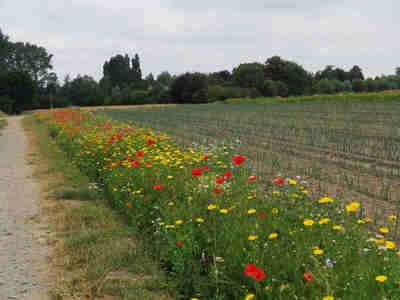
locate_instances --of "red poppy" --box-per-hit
[213,187,222,194]
[244,264,266,281]
[224,172,232,179]
[147,139,154,146]
[137,151,144,158]
[176,241,184,246]
[131,160,141,167]
[258,213,266,219]
[192,168,203,177]
[202,166,209,172]
[146,162,152,167]
[215,177,225,184]
[154,184,164,190]
[303,272,314,282]
[116,133,123,141]
[274,177,285,185]
[203,156,209,161]
[247,175,257,182]
[233,155,246,166]
[289,200,297,207]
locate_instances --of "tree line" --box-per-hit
[1,27,400,113]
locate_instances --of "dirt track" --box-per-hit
[0,116,50,299]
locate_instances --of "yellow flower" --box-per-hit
[289,179,297,185]
[379,227,389,234]
[385,240,396,249]
[302,189,309,195]
[248,235,258,241]
[313,247,324,255]
[303,219,314,226]
[323,296,334,300]
[332,225,344,231]
[272,208,279,215]
[318,218,331,225]
[272,191,280,196]
[167,175,174,179]
[268,232,279,240]
[196,218,205,223]
[346,202,360,213]
[388,215,397,222]
[245,294,255,300]
[165,225,175,229]
[318,196,333,204]
[375,238,385,245]
[215,256,224,263]
[208,204,217,210]
[175,220,183,225]
[375,275,387,283]
[248,209,257,215]
[191,298,200,300]
[168,201,175,206]
[220,209,229,214]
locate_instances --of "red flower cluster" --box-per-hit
[274,177,285,185]
[192,168,203,177]
[244,264,266,281]
[224,172,232,179]
[303,272,314,282]
[233,155,246,166]
[154,184,164,190]
[216,177,225,184]
[247,175,257,182]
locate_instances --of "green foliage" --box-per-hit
[265,56,312,95]
[351,79,367,93]
[170,72,208,103]
[0,70,36,113]
[232,62,265,90]
[103,53,142,89]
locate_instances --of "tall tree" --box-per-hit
[232,63,265,90]
[6,42,53,88]
[265,56,312,95]
[131,53,142,82]
[103,54,131,88]
[0,70,36,113]
[170,72,208,103]
[349,65,364,81]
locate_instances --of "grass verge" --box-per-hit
[22,115,174,300]
[0,111,6,132]
[225,90,400,104]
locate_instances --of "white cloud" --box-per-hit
[1,0,398,80]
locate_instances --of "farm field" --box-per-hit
[94,99,400,227]
[37,108,400,299]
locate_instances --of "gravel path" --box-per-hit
[0,116,50,300]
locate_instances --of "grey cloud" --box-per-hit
[1,0,398,80]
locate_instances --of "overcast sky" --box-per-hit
[1,0,398,80]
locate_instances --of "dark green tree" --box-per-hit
[349,65,364,81]
[232,63,265,90]
[156,71,172,88]
[265,56,312,95]
[131,54,142,82]
[170,72,208,103]
[0,71,36,113]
